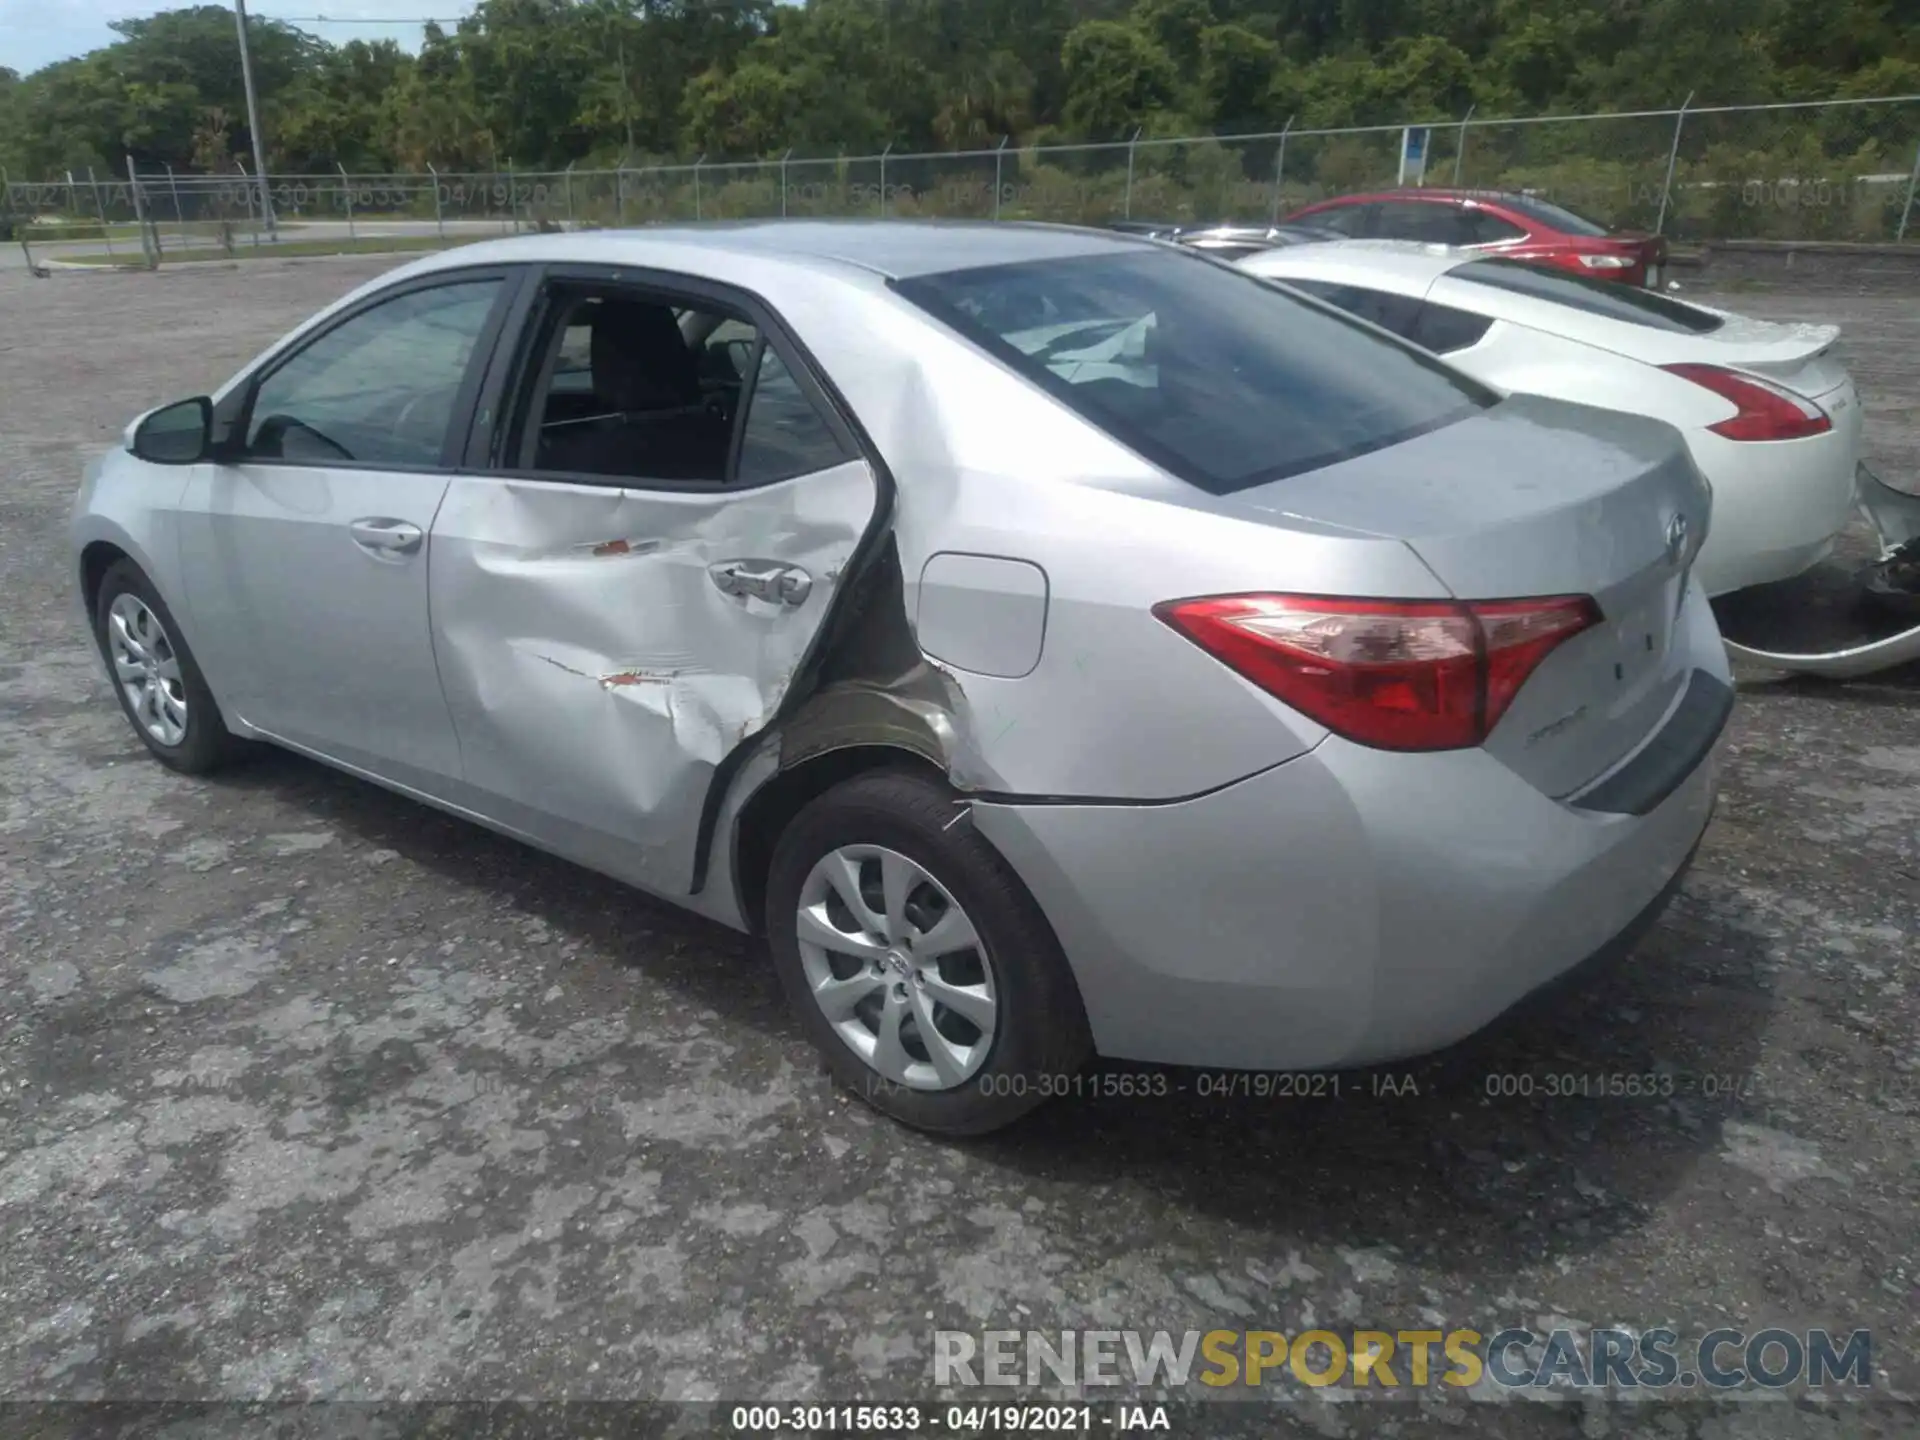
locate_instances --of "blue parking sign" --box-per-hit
[1400,126,1431,185]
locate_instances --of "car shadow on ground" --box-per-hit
[1737,663,1920,702]
[972,904,1775,1272]
[204,744,1775,1273]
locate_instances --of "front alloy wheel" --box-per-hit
[796,844,998,1091]
[106,592,189,747]
[94,557,239,774]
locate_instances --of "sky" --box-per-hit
[0,0,477,75]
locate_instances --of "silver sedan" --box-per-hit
[71,221,1729,1134]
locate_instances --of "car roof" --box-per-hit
[1306,188,1526,207]
[1238,239,1468,290]
[399,219,1152,283]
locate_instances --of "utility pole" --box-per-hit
[233,0,277,238]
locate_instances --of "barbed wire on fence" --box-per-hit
[6,94,1918,251]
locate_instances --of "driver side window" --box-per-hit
[241,279,502,468]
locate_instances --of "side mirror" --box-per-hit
[131,397,213,465]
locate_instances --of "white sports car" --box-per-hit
[1236,240,1920,677]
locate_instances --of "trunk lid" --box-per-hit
[1664,313,1849,396]
[1582,306,1844,394]
[1224,394,1712,796]
[1607,229,1668,263]
[1427,267,1845,394]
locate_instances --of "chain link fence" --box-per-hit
[5,95,1917,266]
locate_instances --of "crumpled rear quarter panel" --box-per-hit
[778,288,1452,800]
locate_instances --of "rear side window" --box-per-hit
[498,284,849,486]
[1500,195,1611,237]
[1280,279,1426,341]
[1286,280,1495,355]
[1370,201,1468,244]
[1460,209,1526,245]
[1412,303,1495,354]
[736,346,848,484]
[894,250,1494,495]
[1310,204,1373,238]
[1454,259,1725,333]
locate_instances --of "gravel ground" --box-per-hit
[1,255,1916,1439]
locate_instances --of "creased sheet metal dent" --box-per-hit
[426,466,873,895]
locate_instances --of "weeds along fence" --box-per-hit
[5,94,1917,261]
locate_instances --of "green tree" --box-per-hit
[1199,23,1282,129]
[453,0,604,165]
[1061,20,1181,139]
[274,40,411,172]
[933,50,1035,148]
[383,24,488,171]
[1132,0,1215,72]
[0,66,20,160]
[682,61,804,155]
[0,0,1912,183]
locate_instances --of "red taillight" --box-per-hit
[1662,362,1831,442]
[1154,593,1601,752]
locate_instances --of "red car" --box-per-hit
[1283,188,1669,287]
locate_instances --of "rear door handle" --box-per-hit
[710,560,812,607]
[349,518,424,555]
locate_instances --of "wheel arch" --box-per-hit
[79,538,134,626]
[74,503,177,629]
[732,743,948,936]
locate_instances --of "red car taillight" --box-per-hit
[1661,362,1831,442]
[1154,593,1601,752]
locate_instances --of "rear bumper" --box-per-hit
[1713,461,1920,679]
[1689,399,1861,597]
[973,659,1728,1074]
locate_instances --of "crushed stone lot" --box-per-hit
[1,255,1916,1439]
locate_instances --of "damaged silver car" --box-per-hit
[73,222,1732,1134]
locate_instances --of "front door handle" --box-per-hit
[710,560,812,607]
[349,518,424,555]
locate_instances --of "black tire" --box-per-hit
[94,558,241,775]
[766,767,1092,1136]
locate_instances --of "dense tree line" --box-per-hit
[1,0,1916,179]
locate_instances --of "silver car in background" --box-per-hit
[1107,219,1347,260]
[72,221,1728,1134]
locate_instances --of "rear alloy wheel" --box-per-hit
[796,844,999,1091]
[766,769,1091,1135]
[95,559,240,774]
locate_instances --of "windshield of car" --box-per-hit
[1497,194,1612,237]
[1453,258,1726,333]
[893,251,1494,495]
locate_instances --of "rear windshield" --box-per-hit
[1454,258,1726,334]
[1499,194,1611,237]
[892,250,1494,494]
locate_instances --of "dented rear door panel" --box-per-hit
[427,461,878,897]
